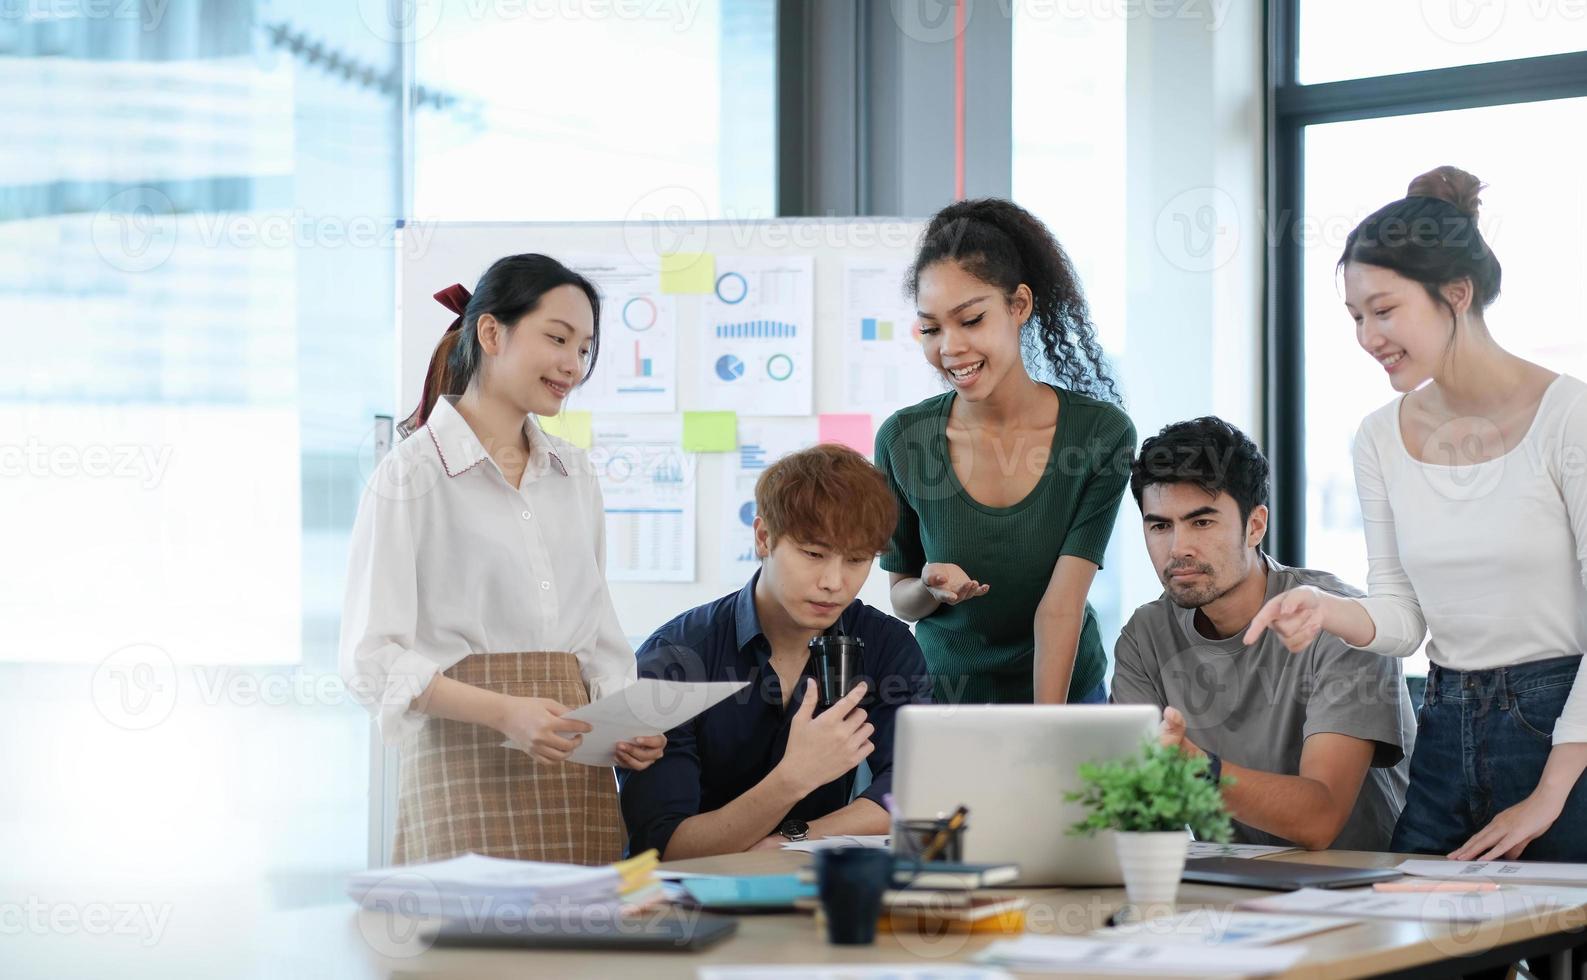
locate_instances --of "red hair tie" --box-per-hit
[434,283,472,332]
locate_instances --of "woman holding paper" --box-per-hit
[876,199,1135,704]
[1246,167,1587,862]
[340,253,664,866]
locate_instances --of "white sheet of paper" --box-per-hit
[1398,859,1587,885]
[1093,909,1356,946]
[781,835,891,853]
[977,936,1306,976]
[1237,885,1587,922]
[1187,841,1298,860]
[701,969,1013,980]
[502,679,748,766]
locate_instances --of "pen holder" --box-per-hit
[892,818,967,863]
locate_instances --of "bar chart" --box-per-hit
[860,317,894,341]
[715,320,798,339]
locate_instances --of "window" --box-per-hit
[1272,3,1587,675]
[1012,6,1132,641]
[0,0,398,940]
[1298,0,1587,84]
[413,0,776,221]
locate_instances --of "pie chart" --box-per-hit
[739,501,756,526]
[715,355,746,381]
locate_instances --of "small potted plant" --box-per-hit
[1065,739,1232,910]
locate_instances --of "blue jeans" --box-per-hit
[1075,680,1108,704]
[1391,655,1587,861]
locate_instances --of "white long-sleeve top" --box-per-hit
[339,395,634,744]
[1351,374,1587,743]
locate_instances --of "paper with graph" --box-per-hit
[563,254,677,413]
[720,418,819,582]
[842,259,944,412]
[590,416,695,582]
[696,255,814,416]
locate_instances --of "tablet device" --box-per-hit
[426,908,738,951]
[1181,857,1403,891]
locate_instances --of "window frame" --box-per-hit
[1264,0,1587,563]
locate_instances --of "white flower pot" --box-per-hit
[1113,831,1190,910]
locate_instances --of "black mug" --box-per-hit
[813,846,893,945]
[808,634,864,708]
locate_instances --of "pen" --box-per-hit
[919,805,968,862]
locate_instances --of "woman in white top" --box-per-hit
[340,254,664,865]
[1248,167,1587,862]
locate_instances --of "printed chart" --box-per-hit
[590,416,695,582]
[720,418,818,582]
[564,255,677,413]
[841,259,943,412]
[698,255,814,416]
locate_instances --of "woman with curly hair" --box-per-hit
[875,199,1136,705]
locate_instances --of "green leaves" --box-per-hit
[1064,738,1234,840]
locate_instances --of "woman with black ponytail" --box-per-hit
[1248,167,1587,862]
[874,199,1135,705]
[340,253,664,866]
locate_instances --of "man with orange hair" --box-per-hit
[619,445,932,859]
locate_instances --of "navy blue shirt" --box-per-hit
[618,572,932,858]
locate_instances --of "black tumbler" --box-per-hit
[808,633,864,708]
[813,846,893,945]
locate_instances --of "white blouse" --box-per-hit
[1351,374,1587,744]
[339,395,634,744]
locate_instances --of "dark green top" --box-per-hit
[873,384,1136,704]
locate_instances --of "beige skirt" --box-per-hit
[392,651,623,866]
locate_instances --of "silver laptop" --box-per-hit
[892,704,1162,887]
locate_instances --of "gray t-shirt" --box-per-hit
[1111,555,1414,850]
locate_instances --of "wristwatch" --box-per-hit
[777,818,809,842]
[1202,751,1223,785]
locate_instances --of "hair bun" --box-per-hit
[1407,165,1485,220]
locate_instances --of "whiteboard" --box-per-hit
[395,218,935,644]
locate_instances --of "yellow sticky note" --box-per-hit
[539,410,592,449]
[683,411,737,453]
[660,252,715,294]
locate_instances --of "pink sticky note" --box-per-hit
[819,413,874,457]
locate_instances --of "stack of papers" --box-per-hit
[1237,885,1587,922]
[1397,860,1587,885]
[781,834,891,852]
[348,852,650,918]
[976,936,1307,976]
[1093,909,1354,946]
[1186,842,1298,860]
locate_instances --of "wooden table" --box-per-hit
[339,848,1587,978]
